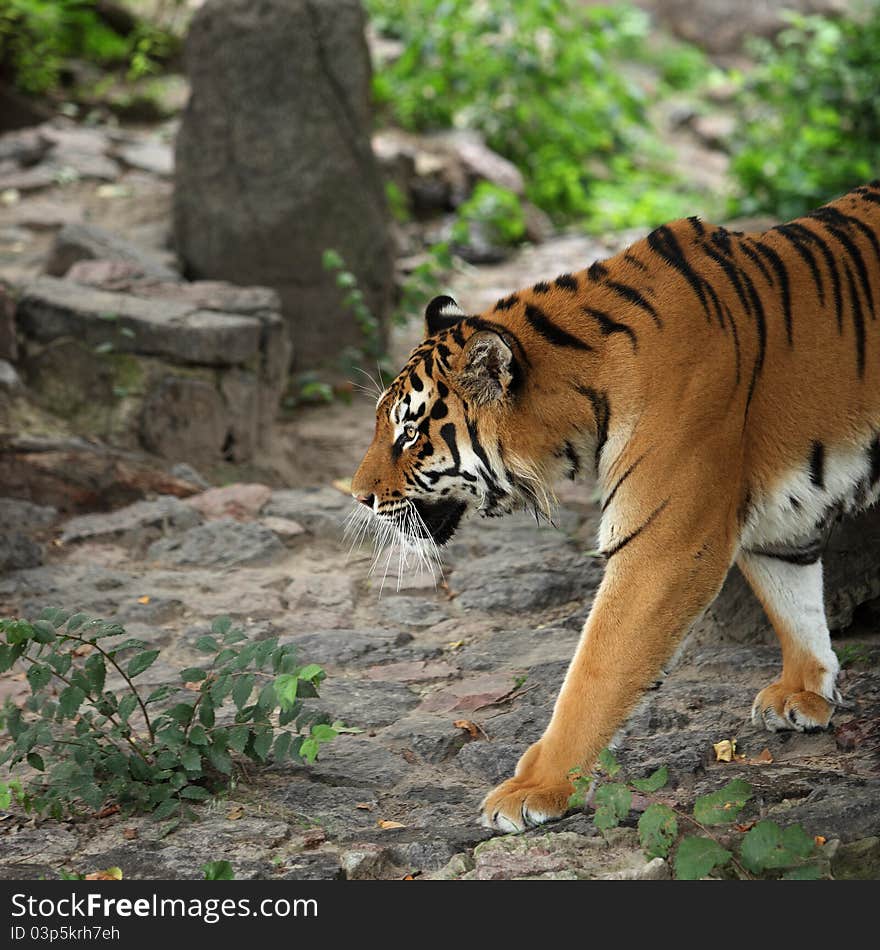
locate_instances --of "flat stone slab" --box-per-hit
[17,276,264,366]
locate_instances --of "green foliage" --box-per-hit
[834,643,873,669]
[0,610,349,822]
[569,748,821,879]
[730,8,880,219]
[451,183,526,250]
[0,0,175,95]
[366,0,704,226]
[674,836,732,880]
[203,860,235,880]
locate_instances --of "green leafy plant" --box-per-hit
[0,0,177,95]
[0,611,352,824]
[451,183,527,251]
[366,0,706,226]
[569,749,822,880]
[203,860,234,880]
[729,8,880,219]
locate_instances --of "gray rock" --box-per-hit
[139,376,231,462]
[456,740,521,785]
[302,678,419,730]
[61,495,202,545]
[282,627,415,667]
[169,462,211,490]
[0,497,56,532]
[46,222,178,280]
[173,0,394,367]
[0,126,51,165]
[766,782,880,844]
[263,488,352,540]
[116,140,173,177]
[17,277,263,367]
[147,519,286,567]
[0,531,42,572]
[377,595,449,628]
[468,829,653,881]
[0,359,22,393]
[0,280,16,362]
[285,736,412,788]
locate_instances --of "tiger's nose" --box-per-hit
[355,493,375,510]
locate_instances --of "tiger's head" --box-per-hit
[349,295,544,575]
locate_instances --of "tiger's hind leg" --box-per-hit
[737,553,840,732]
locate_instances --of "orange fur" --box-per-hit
[352,182,880,831]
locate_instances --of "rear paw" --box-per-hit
[752,683,835,733]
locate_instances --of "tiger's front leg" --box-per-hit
[481,497,737,833]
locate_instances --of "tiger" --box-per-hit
[350,180,880,833]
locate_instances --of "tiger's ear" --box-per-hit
[456,330,514,406]
[425,295,466,336]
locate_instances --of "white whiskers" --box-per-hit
[343,500,444,595]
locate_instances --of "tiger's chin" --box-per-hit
[411,497,467,545]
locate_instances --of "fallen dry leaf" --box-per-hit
[226,805,245,820]
[183,681,202,692]
[137,596,151,605]
[751,748,773,765]
[453,719,480,738]
[303,829,326,849]
[355,802,374,811]
[734,820,757,833]
[401,749,417,764]
[377,820,406,830]
[95,804,120,819]
[122,828,138,840]
[815,835,826,847]
[85,867,123,881]
[446,640,465,651]
[713,738,737,762]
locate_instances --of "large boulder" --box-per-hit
[14,275,290,465]
[173,0,394,369]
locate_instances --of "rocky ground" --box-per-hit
[1,459,878,880]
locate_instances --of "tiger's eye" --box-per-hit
[404,422,418,441]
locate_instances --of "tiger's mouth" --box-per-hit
[411,497,467,545]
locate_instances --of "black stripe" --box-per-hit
[809,441,825,490]
[809,215,876,319]
[711,228,733,255]
[748,545,824,566]
[601,453,646,512]
[588,261,609,281]
[623,252,648,272]
[842,260,867,378]
[524,303,593,351]
[738,241,774,287]
[688,216,705,237]
[785,222,844,333]
[724,303,742,387]
[439,423,461,472]
[739,266,767,413]
[700,242,753,319]
[858,190,880,206]
[813,206,880,268]
[647,225,712,322]
[604,280,662,327]
[563,441,581,479]
[604,499,670,559]
[582,307,638,350]
[494,293,519,311]
[465,418,495,481]
[869,436,880,486]
[774,224,825,304]
[749,239,793,345]
[533,281,551,294]
[575,385,610,469]
[554,274,579,292]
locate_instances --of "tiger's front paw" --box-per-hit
[480,776,573,833]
